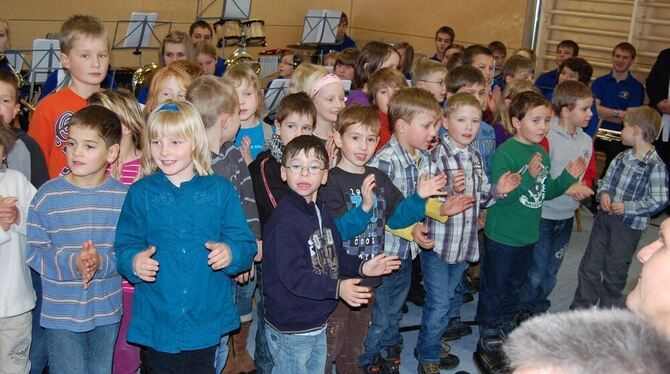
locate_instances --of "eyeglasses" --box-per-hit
[285,164,325,175]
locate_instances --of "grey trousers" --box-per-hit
[571,210,643,309]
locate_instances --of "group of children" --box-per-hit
[0,13,668,374]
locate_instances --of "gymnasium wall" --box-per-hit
[3,0,529,68]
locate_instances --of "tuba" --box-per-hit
[595,128,622,142]
[131,63,159,96]
[226,48,261,75]
[0,52,36,112]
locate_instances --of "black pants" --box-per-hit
[147,345,217,374]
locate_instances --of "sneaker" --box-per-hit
[442,317,473,341]
[473,338,510,374]
[362,354,384,374]
[383,346,402,374]
[417,363,441,374]
[515,308,533,325]
[413,346,460,370]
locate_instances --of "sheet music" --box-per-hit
[30,39,61,84]
[123,12,157,49]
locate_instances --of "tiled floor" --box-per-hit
[248,209,665,373]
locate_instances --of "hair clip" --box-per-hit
[158,103,180,112]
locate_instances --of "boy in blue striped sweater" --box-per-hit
[26,105,127,374]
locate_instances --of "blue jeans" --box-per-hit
[359,257,412,367]
[46,323,120,374]
[476,236,533,335]
[254,263,273,373]
[519,218,573,314]
[265,324,326,374]
[29,269,48,374]
[416,251,467,364]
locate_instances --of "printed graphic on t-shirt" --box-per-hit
[343,188,386,260]
[55,111,73,151]
[309,228,338,279]
[520,166,548,209]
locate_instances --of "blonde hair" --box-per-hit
[159,31,195,67]
[169,60,203,80]
[368,67,408,107]
[88,89,144,151]
[224,63,265,116]
[144,66,193,117]
[289,63,327,95]
[412,57,447,85]
[515,48,537,65]
[624,106,662,143]
[496,79,540,135]
[551,80,592,115]
[186,75,239,129]
[445,92,484,118]
[388,87,441,133]
[59,15,108,54]
[143,100,212,176]
[335,104,381,136]
[194,40,217,59]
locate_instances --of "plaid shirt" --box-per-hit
[422,137,496,263]
[368,135,427,259]
[598,148,668,230]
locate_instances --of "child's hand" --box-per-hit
[412,223,435,249]
[565,156,587,179]
[235,264,255,284]
[477,209,488,229]
[488,85,502,113]
[565,183,594,201]
[240,136,253,166]
[600,192,612,212]
[0,196,18,231]
[254,240,263,262]
[205,241,232,270]
[77,240,101,289]
[338,278,372,307]
[360,174,376,213]
[133,246,159,282]
[610,202,625,215]
[451,170,466,193]
[362,253,401,277]
[528,152,543,178]
[326,134,338,169]
[440,194,475,216]
[496,171,522,195]
[417,172,447,198]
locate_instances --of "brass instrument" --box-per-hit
[131,63,159,96]
[595,128,622,142]
[226,48,261,75]
[0,52,36,112]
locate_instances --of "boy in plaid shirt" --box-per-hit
[571,106,668,309]
[417,93,520,373]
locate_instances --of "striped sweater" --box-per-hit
[26,176,128,332]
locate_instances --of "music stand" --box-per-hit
[301,9,342,45]
[196,0,252,20]
[264,79,289,116]
[112,12,171,65]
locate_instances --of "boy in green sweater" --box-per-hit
[474,91,586,374]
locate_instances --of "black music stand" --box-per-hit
[264,78,289,117]
[301,9,341,46]
[112,13,171,66]
[196,0,252,20]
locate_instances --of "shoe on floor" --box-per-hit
[417,363,441,374]
[473,338,510,374]
[413,346,460,370]
[361,354,384,374]
[442,317,473,341]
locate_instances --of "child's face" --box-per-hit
[612,48,634,74]
[314,82,345,124]
[196,53,216,75]
[456,83,487,110]
[399,110,440,153]
[61,36,109,87]
[442,47,461,66]
[236,80,260,124]
[513,105,551,145]
[558,66,579,83]
[508,68,534,83]
[555,46,575,66]
[418,72,447,103]
[620,121,639,147]
[190,26,212,43]
[435,32,452,56]
[446,105,482,149]
[65,125,119,182]
[471,54,495,84]
[492,51,506,73]
[278,112,314,145]
[0,81,19,125]
[563,97,593,128]
[380,51,400,70]
[278,55,295,77]
[335,123,379,171]
[150,134,195,185]
[163,42,187,66]
[280,149,328,203]
[375,83,401,114]
[0,22,8,52]
[334,63,355,81]
[157,76,187,105]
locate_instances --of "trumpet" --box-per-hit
[0,52,36,112]
[131,63,159,96]
[226,48,261,75]
[595,128,622,142]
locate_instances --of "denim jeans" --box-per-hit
[46,323,120,374]
[265,324,326,374]
[519,218,573,314]
[359,257,412,367]
[29,269,48,374]
[476,236,533,334]
[254,263,273,373]
[416,251,467,364]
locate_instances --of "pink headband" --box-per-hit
[311,73,342,97]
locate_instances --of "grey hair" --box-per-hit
[504,309,670,374]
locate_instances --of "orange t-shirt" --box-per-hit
[28,87,87,178]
